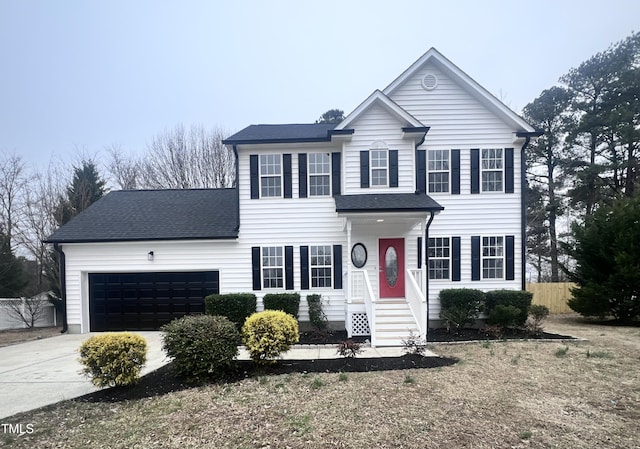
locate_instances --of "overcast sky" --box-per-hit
[1,0,639,170]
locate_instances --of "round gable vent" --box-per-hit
[421,73,438,91]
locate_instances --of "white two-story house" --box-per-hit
[46,48,539,345]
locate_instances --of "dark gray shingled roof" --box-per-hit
[334,193,444,213]
[223,123,340,144]
[46,189,239,243]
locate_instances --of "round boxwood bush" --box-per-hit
[78,332,148,388]
[242,310,299,365]
[161,315,239,381]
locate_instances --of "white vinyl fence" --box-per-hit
[0,297,57,330]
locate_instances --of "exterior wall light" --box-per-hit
[147,251,154,261]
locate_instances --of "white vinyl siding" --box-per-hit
[428,237,450,280]
[481,148,503,192]
[308,153,331,196]
[428,149,449,193]
[260,154,282,197]
[482,236,504,279]
[310,245,332,288]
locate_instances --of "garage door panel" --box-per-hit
[89,271,218,331]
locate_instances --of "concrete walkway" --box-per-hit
[0,333,435,420]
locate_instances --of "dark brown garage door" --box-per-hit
[89,271,219,331]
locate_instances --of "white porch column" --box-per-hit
[346,218,352,304]
[421,219,427,297]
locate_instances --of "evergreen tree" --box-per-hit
[565,195,640,323]
[0,228,27,297]
[316,109,345,124]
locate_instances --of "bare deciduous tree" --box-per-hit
[3,296,50,329]
[106,144,140,190]
[0,151,28,250]
[140,124,235,189]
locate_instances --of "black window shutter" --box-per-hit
[298,153,307,198]
[471,236,480,281]
[250,155,259,199]
[251,247,261,290]
[331,152,341,196]
[416,149,426,194]
[285,245,294,290]
[300,246,309,290]
[451,149,461,195]
[360,151,370,188]
[283,154,292,198]
[417,237,423,269]
[505,235,515,280]
[452,236,461,281]
[471,149,480,194]
[505,148,514,194]
[389,150,399,188]
[333,245,342,289]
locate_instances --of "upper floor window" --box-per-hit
[428,237,450,280]
[482,236,504,279]
[481,149,503,192]
[370,149,388,187]
[260,154,282,197]
[262,246,284,288]
[309,153,331,196]
[310,245,332,288]
[428,150,450,193]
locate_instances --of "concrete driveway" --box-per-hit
[0,332,168,419]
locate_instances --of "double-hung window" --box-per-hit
[481,149,503,192]
[308,153,331,196]
[482,236,504,279]
[260,154,282,197]
[428,237,450,280]
[370,150,388,187]
[262,246,283,288]
[310,245,332,288]
[428,150,450,193]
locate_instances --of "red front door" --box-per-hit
[379,238,405,298]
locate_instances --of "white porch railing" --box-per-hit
[351,269,376,346]
[409,269,422,290]
[405,268,427,340]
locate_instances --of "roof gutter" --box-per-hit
[53,243,68,333]
[516,131,544,290]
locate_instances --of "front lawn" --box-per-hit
[3,315,639,448]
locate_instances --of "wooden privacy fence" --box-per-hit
[526,282,575,314]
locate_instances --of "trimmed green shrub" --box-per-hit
[161,315,239,381]
[263,293,301,319]
[487,304,521,327]
[485,290,533,326]
[307,294,328,330]
[439,288,485,333]
[205,293,256,329]
[78,332,147,388]
[242,310,299,365]
[527,304,550,335]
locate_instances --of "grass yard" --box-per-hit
[0,326,61,348]
[3,315,640,448]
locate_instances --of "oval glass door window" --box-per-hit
[385,246,398,287]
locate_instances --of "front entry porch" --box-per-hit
[334,193,443,347]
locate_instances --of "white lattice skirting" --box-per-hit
[351,312,370,336]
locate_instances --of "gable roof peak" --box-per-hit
[334,89,424,130]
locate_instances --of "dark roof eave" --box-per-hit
[402,126,431,133]
[223,129,354,145]
[44,235,239,244]
[336,207,444,214]
[516,130,544,138]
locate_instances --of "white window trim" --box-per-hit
[308,152,332,197]
[259,154,283,198]
[428,237,451,281]
[480,148,504,193]
[310,245,333,289]
[427,149,450,194]
[481,235,505,280]
[262,246,284,289]
[370,149,389,188]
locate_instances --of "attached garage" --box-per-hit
[89,271,219,331]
